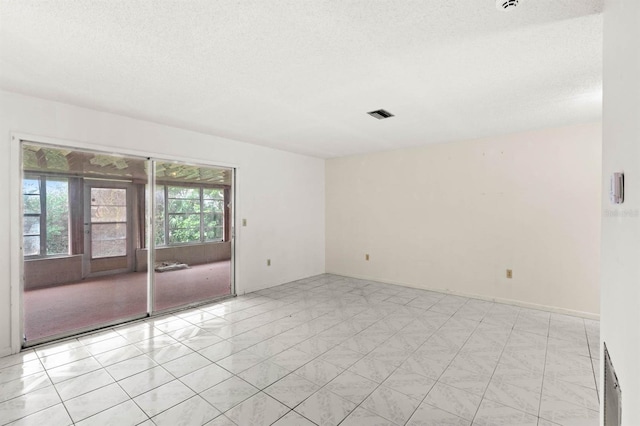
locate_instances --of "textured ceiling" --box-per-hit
[0,1,603,158]
[23,143,232,185]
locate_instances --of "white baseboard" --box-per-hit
[0,346,14,358]
[327,271,600,321]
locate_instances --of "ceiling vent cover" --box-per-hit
[497,0,519,10]
[367,109,395,120]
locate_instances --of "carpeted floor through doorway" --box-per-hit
[24,261,231,342]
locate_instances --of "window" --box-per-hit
[167,186,201,244]
[90,187,127,258]
[154,185,225,246]
[203,188,224,241]
[22,176,70,256]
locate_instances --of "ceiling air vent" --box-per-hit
[497,0,519,10]
[367,109,395,120]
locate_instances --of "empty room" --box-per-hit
[1,1,638,426]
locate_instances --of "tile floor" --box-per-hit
[0,274,600,426]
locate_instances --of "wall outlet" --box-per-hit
[242,218,247,226]
[267,259,271,266]
[365,254,370,261]
[506,269,513,279]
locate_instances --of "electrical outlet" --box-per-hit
[267,259,271,266]
[242,218,247,226]
[365,254,370,261]
[506,269,513,279]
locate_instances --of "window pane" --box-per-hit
[168,211,200,244]
[204,226,224,241]
[168,186,199,199]
[168,229,201,244]
[23,194,41,214]
[203,219,220,229]
[91,188,126,205]
[23,216,40,235]
[203,188,223,200]
[91,223,127,258]
[168,214,200,228]
[46,179,69,255]
[23,236,40,256]
[203,199,223,212]
[168,199,200,214]
[23,178,40,195]
[92,240,127,258]
[91,188,127,222]
[203,211,222,227]
[203,188,224,242]
[91,206,127,222]
[92,223,127,240]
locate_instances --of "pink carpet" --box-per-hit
[24,261,231,343]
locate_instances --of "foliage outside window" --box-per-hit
[23,176,70,256]
[154,185,224,246]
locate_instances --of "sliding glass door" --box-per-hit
[21,144,149,344]
[152,161,233,312]
[21,141,234,346]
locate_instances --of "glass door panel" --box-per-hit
[22,142,149,345]
[152,160,233,311]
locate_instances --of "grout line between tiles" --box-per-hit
[535,311,551,424]
[0,275,600,426]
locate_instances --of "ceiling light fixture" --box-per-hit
[367,109,395,120]
[496,0,519,11]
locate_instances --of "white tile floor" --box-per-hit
[0,274,600,426]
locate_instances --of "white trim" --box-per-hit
[147,161,156,314]
[10,135,24,353]
[232,166,241,295]
[328,271,600,320]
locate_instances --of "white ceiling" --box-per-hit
[0,0,603,158]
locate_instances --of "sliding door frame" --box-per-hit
[10,133,238,352]
[148,159,237,315]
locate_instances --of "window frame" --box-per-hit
[156,183,226,247]
[22,174,70,258]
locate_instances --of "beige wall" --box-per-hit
[326,122,601,316]
[602,0,640,422]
